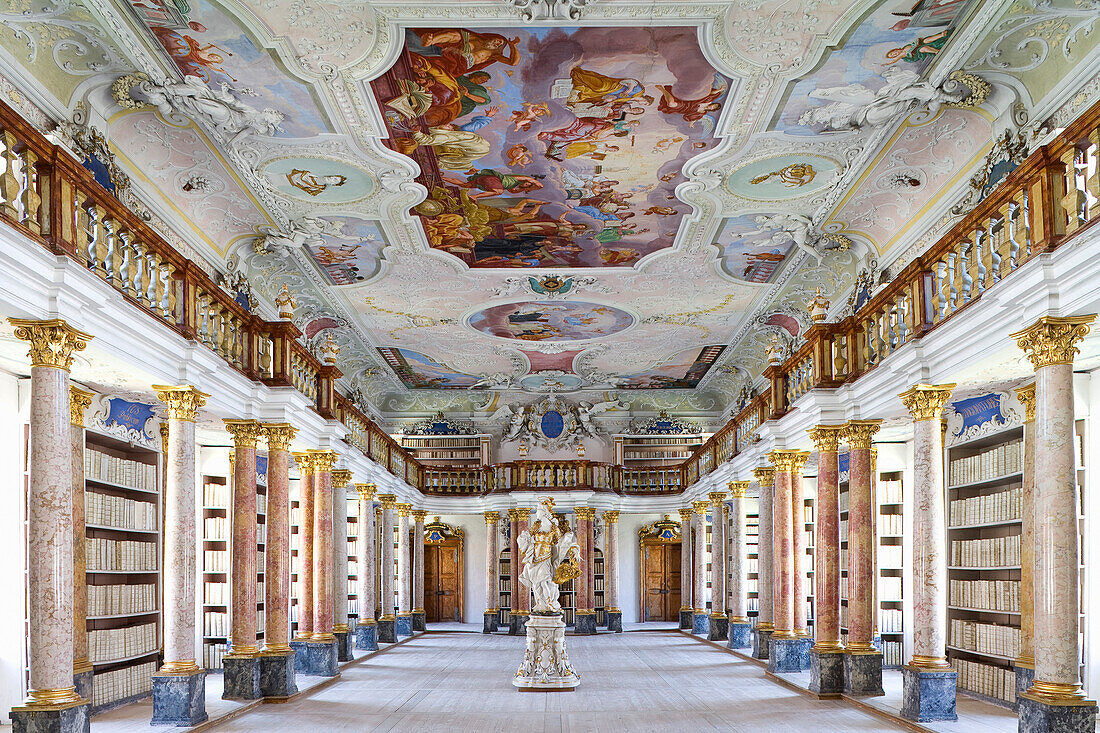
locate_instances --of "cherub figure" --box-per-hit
[508,102,551,131]
[506,144,533,168]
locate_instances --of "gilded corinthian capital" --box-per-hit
[898,384,956,422]
[9,318,92,371]
[768,449,809,474]
[841,419,882,450]
[153,384,209,422]
[332,469,353,489]
[483,510,500,524]
[752,466,775,488]
[309,449,338,473]
[261,422,297,452]
[728,481,750,498]
[807,424,844,452]
[70,386,94,427]
[1012,315,1096,369]
[1015,383,1036,423]
[355,483,376,502]
[223,419,263,449]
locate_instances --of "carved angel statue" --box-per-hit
[518,498,581,614]
[737,212,824,264]
[254,217,343,255]
[497,403,530,441]
[799,67,988,132]
[468,372,514,390]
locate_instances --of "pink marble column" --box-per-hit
[842,420,881,653]
[261,424,296,654]
[516,508,532,617]
[291,453,315,639]
[225,420,262,657]
[709,493,727,616]
[310,450,337,641]
[354,485,378,644]
[603,511,620,613]
[727,483,750,624]
[768,452,797,641]
[483,511,500,632]
[396,503,413,634]
[574,507,594,633]
[10,318,91,713]
[753,467,775,636]
[412,510,427,630]
[678,507,694,628]
[377,495,397,641]
[69,387,94,692]
[1013,315,1096,707]
[331,469,352,644]
[807,426,844,652]
[1014,383,1036,674]
[691,501,708,630]
[790,452,810,639]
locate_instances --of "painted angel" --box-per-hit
[799,67,969,131]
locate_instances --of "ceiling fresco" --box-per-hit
[2,0,1098,421]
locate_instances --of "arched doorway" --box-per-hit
[638,515,682,622]
[423,517,464,623]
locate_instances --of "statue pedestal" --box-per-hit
[513,614,580,692]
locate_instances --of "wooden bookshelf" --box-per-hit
[594,549,606,626]
[614,434,707,468]
[804,497,815,637]
[84,431,162,712]
[498,548,512,628]
[399,435,489,466]
[200,474,228,670]
[877,471,903,668]
[946,426,1024,707]
[347,495,359,624]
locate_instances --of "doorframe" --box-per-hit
[637,515,683,623]
[424,517,464,622]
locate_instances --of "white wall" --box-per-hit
[617,513,665,624]
[433,514,486,624]
[0,372,27,722]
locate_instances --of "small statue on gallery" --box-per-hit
[518,498,580,614]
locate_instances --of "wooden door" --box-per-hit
[424,540,462,622]
[641,540,682,621]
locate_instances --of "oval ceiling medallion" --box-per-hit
[468,301,634,342]
[727,154,840,201]
[259,155,373,204]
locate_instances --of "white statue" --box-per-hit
[138,75,283,146]
[254,217,342,255]
[517,498,580,614]
[737,213,822,263]
[799,67,982,132]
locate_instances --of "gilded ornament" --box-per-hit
[1011,315,1095,369]
[677,507,694,522]
[573,506,595,521]
[354,483,376,501]
[332,468,353,488]
[378,493,397,509]
[484,510,500,524]
[807,424,844,452]
[69,386,94,427]
[898,383,956,422]
[708,491,727,506]
[841,420,882,449]
[261,423,297,452]
[768,449,809,473]
[396,502,413,517]
[275,284,298,320]
[224,419,263,449]
[602,510,619,524]
[292,452,314,475]
[153,384,209,422]
[159,422,168,453]
[1015,383,1036,423]
[9,318,93,371]
[807,287,830,323]
[728,481,750,498]
[752,466,775,487]
[412,509,429,522]
[691,500,709,515]
[319,331,340,366]
[308,449,338,473]
[516,508,531,521]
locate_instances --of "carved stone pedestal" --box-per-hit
[396,614,413,637]
[11,701,90,733]
[1014,665,1035,710]
[513,614,579,692]
[768,636,803,673]
[483,612,498,634]
[901,667,957,722]
[574,612,596,635]
[334,629,353,662]
[222,656,261,700]
[844,650,884,696]
[151,671,206,727]
[605,610,622,633]
[708,614,728,641]
[412,612,425,632]
[809,649,844,697]
[692,613,709,635]
[679,609,693,630]
[1017,695,1097,733]
[259,652,297,700]
[290,640,338,677]
[728,622,751,649]
[752,628,772,659]
[355,622,378,651]
[377,617,396,644]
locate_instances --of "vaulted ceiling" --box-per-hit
[1,0,1097,421]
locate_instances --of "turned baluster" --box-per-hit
[1060,146,1086,234]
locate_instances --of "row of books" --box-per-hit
[202,482,229,507]
[204,582,229,605]
[88,583,156,617]
[949,440,1023,486]
[877,513,903,536]
[85,449,157,492]
[88,622,157,662]
[950,618,1021,658]
[91,660,156,708]
[202,611,268,637]
[881,640,904,666]
[204,550,228,573]
[879,545,903,569]
[879,608,903,633]
[203,642,227,669]
[86,491,157,531]
[879,576,903,602]
[86,538,157,571]
[950,535,1021,568]
[952,657,1016,703]
[879,479,903,504]
[950,486,1023,527]
[949,579,1020,612]
[802,504,815,523]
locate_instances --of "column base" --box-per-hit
[606,610,623,633]
[797,636,813,670]
[222,655,262,700]
[483,611,498,634]
[11,699,90,733]
[412,611,426,632]
[151,670,207,727]
[334,630,353,662]
[355,622,379,651]
[259,651,298,700]
[679,609,693,629]
[708,614,729,641]
[377,617,396,644]
[751,628,772,659]
[844,649,884,696]
[72,671,92,703]
[1017,693,1097,733]
[809,649,845,697]
[509,614,529,636]
[692,612,709,635]
[1014,664,1035,710]
[900,666,957,722]
[574,612,597,635]
[290,639,339,677]
[396,613,413,637]
[728,622,752,649]
[767,635,804,673]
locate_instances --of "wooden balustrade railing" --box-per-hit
[3,95,1098,497]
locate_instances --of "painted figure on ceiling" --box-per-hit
[441,168,546,199]
[655,82,724,127]
[411,28,521,76]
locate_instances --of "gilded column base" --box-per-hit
[259,650,298,700]
[355,621,379,651]
[810,647,845,697]
[1018,691,1097,733]
[11,694,90,733]
[395,613,414,637]
[222,655,262,700]
[900,666,957,722]
[151,668,207,727]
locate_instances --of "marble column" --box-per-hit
[574,507,596,634]
[791,452,812,668]
[752,467,775,660]
[354,484,379,651]
[678,507,694,630]
[331,469,353,661]
[1013,315,1098,731]
[376,495,397,643]
[603,510,622,632]
[1014,383,1037,700]
[727,482,751,649]
[396,503,414,636]
[691,501,709,635]
[304,450,339,675]
[412,510,427,632]
[222,420,263,699]
[483,511,500,633]
[708,492,729,641]
[509,508,532,634]
[9,319,92,732]
[842,420,884,696]
[68,387,94,702]
[767,451,801,672]
[258,423,297,699]
[898,385,958,721]
[808,425,845,697]
[291,452,315,657]
[507,509,521,634]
